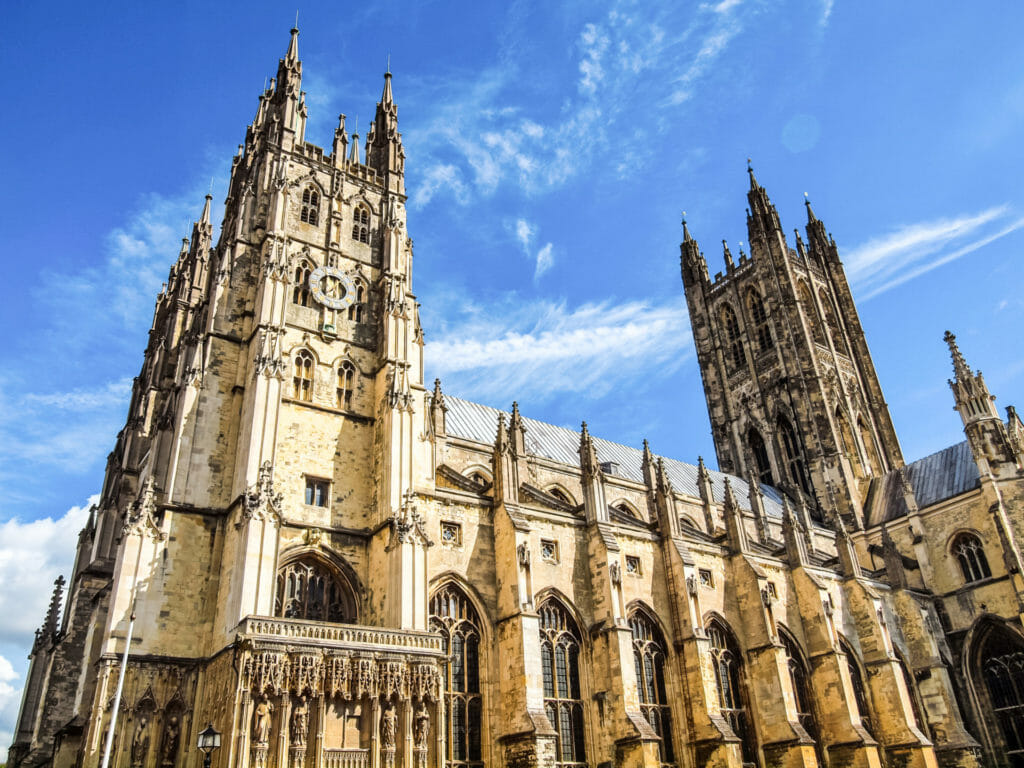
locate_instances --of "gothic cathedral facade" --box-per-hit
[10,27,1024,768]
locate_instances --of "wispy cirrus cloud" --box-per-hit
[845,205,1024,300]
[511,218,556,279]
[407,1,751,207]
[426,296,691,404]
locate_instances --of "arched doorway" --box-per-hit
[972,621,1024,767]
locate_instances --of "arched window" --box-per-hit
[547,487,574,506]
[293,350,314,402]
[352,205,370,244]
[337,361,355,410]
[748,428,774,487]
[613,502,638,519]
[300,186,320,225]
[539,600,586,767]
[819,288,849,354]
[720,304,745,371]
[841,639,874,737]
[895,652,927,735]
[347,281,365,322]
[778,417,810,494]
[797,281,825,345]
[430,585,483,768]
[293,260,312,306]
[630,612,675,765]
[275,557,355,623]
[780,630,819,748]
[707,619,756,764]
[747,290,773,352]
[952,532,991,583]
[976,624,1024,762]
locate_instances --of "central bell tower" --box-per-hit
[680,165,903,528]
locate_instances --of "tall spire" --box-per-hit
[679,212,708,287]
[944,330,973,383]
[366,71,404,181]
[285,26,299,65]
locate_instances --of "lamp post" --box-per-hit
[197,723,222,768]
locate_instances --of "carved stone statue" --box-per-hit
[414,702,430,750]
[131,717,150,768]
[380,703,397,749]
[253,696,274,745]
[290,696,308,746]
[160,716,180,767]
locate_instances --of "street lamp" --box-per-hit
[197,723,222,768]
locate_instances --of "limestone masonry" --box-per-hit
[10,26,1024,768]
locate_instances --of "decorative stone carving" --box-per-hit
[414,701,429,749]
[516,542,530,568]
[386,491,430,552]
[253,696,274,745]
[123,477,166,541]
[380,702,397,768]
[253,324,286,379]
[130,716,150,768]
[242,462,283,524]
[609,560,622,587]
[290,695,308,746]
[159,716,180,768]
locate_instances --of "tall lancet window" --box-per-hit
[708,619,756,765]
[819,288,849,354]
[720,304,745,371]
[841,639,875,737]
[430,585,483,768]
[300,185,319,225]
[778,417,810,494]
[352,205,370,244]
[952,532,991,584]
[747,290,773,351]
[797,281,825,345]
[337,361,355,410]
[780,630,820,750]
[293,350,314,402]
[748,428,774,487]
[539,599,586,767]
[293,260,312,306]
[630,611,675,765]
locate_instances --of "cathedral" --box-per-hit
[10,26,1024,768]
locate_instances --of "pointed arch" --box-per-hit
[352,203,371,244]
[965,616,1024,762]
[706,616,757,764]
[778,625,820,750]
[839,636,875,737]
[346,277,366,323]
[747,289,773,351]
[430,581,486,767]
[537,596,587,766]
[293,259,313,306]
[292,349,314,402]
[274,547,359,624]
[545,485,577,507]
[950,530,992,584]
[748,426,774,487]
[777,415,811,494]
[300,184,320,225]
[819,288,849,354]
[336,359,356,410]
[629,607,675,764]
[610,499,641,519]
[719,303,745,371]
[797,280,825,345]
[835,406,864,479]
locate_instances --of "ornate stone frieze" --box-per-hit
[241,462,283,524]
[123,477,166,540]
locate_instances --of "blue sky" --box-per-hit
[2,0,1024,746]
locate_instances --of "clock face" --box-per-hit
[309,266,356,310]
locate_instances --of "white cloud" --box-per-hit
[0,498,91,757]
[426,297,692,403]
[510,219,555,280]
[844,206,1024,300]
[534,243,555,279]
[515,219,535,252]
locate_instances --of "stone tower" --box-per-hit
[680,165,903,527]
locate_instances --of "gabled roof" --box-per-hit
[443,395,786,518]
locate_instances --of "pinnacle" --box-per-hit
[804,193,818,223]
[285,26,299,64]
[747,158,758,189]
[944,330,973,381]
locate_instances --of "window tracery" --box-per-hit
[748,428,774,487]
[978,626,1024,761]
[274,557,354,623]
[539,599,586,767]
[300,186,320,225]
[842,640,874,736]
[352,205,370,244]
[293,350,314,402]
[293,260,312,307]
[630,611,675,765]
[819,288,849,354]
[747,290,773,352]
[430,585,483,768]
[337,361,355,410]
[952,532,991,583]
[720,304,745,371]
[778,417,810,493]
[780,631,819,749]
[347,281,365,322]
[798,281,825,345]
[708,619,756,764]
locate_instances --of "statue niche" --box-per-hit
[274,553,357,624]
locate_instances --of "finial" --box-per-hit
[581,421,590,439]
[944,330,972,381]
[722,239,734,268]
[295,9,299,28]
[804,192,818,222]
[386,52,391,75]
[681,211,694,242]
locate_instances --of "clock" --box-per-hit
[309,266,356,310]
